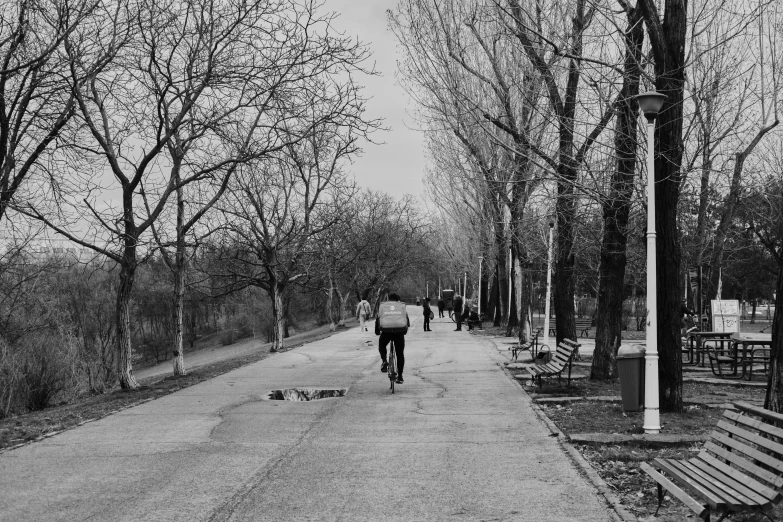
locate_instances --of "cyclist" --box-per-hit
[376,292,410,384]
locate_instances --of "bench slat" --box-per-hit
[680,459,761,506]
[644,406,783,520]
[703,443,783,491]
[695,453,780,503]
[724,409,783,443]
[734,401,783,425]
[717,420,783,460]
[640,462,709,519]
[710,431,783,476]
[657,458,738,509]
[652,459,725,510]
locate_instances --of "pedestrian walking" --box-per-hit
[423,297,432,331]
[437,297,445,318]
[356,297,371,333]
[453,293,464,331]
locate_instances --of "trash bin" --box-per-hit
[617,344,645,412]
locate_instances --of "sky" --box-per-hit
[324,0,426,198]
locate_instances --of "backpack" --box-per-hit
[378,301,408,333]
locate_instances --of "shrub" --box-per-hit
[19,333,79,412]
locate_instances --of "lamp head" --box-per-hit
[637,91,667,121]
[548,221,554,229]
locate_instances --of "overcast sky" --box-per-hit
[324,0,426,198]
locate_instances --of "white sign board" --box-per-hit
[711,300,740,333]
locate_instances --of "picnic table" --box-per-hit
[685,331,734,366]
[731,332,772,381]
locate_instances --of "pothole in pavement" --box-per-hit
[268,388,347,401]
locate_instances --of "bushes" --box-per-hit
[0,333,80,418]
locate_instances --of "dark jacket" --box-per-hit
[454,296,463,313]
[423,302,431,316]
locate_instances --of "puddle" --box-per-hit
[268,388,347,401]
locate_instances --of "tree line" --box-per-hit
[389,0,783,412]
[0,0,437,416]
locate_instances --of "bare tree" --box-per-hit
[216,122,365,351]
[143,0,372,375]
[20,0,318,388]
[0,0,117,223]
[591,3,644,380]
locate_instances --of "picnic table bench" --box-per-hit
[641,401,783,521]
[547,318,592,338]
[704,334,772,381]
[526,338,580,388]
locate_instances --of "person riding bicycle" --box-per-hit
[375,293,410,384]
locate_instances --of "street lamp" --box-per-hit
[637,90,666,435]
[478,256,484,316]
[543,221,555,349]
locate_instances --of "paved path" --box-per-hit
[0,310,615,521]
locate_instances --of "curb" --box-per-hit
[486,336,637,522]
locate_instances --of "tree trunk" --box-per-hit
[326,273,336,330]
[116,259,139,389]
[495,222,508,326]
[336,288,347,327]
[764,267,783,412]
[271,282,286,352]
[637,0,688,413]
[592,7,643,380]
[172,184,186,376]
[506,248,518,336]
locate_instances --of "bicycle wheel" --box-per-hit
[388,340,396,393]
[449,311,455,323]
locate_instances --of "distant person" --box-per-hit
[376,293,410,384]
[680,301,696,333]
[356,297,371,332]
[423,297,432,331]
[437,296,445,318]
[453,293,464,331]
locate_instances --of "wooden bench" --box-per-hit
[547,319,592,338]
[526,339,580,388]
[511,340,533,362]
[509,328,543,361]
[641,401,783,522]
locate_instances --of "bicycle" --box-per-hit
[387,340,398,393]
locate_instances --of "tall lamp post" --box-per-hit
[543,221,555,348]
[638,90,666,435]
[478,256,484,316]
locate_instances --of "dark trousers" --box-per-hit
[455,310,463,330]
[379,333,405,375]
[423,314,430,330]
[438,305,444,318]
